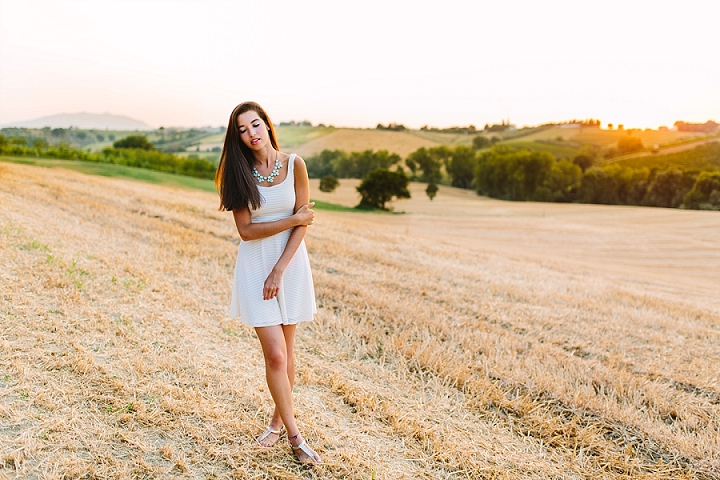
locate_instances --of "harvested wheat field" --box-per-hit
[1,162,719,479]
[294,129,439,158]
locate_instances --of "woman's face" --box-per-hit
[236,110,270,151]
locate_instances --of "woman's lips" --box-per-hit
[251,138,260,145]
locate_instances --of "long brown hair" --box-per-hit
[215,101,280,211]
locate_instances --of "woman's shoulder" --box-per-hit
[279,152,306,171]
[278,151,305,166]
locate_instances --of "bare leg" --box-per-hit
[269,324,296,429]
[255,325,320,463]
[257,325,296,446]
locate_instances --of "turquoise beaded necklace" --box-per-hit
[252,150,282,184]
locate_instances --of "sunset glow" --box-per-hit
[1,0,718,129]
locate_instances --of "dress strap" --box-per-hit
[288,153,296,174]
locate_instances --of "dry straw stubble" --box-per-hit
[1,162,719,479]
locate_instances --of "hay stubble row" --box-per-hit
[1,162,718,479]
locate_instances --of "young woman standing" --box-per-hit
[215,101,321,465]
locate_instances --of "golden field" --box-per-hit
[293,129,439,158]
[1,162,719,479]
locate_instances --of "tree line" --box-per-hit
[2,131,717,211]
[305,141,720,211]
[0,134,216,179]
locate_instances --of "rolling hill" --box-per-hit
[3,112,153,130]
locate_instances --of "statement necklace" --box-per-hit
[252,151,282,184]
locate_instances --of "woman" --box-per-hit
[215,101,321,465]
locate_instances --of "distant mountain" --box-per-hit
[3,112,153,130]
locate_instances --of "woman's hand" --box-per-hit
[293,202,315,226]
[263,269,283,300]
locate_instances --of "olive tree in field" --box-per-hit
[319,175,339,192]
[356,169,410,210]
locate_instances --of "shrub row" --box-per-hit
[0,135,216,180]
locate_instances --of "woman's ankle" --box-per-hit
[288,431,302,446]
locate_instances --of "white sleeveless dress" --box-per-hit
[229,154,317,327]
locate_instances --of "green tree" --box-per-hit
[319,175,339,192]
[617,136,643,154]
[475,147,555,200]
[579,167,624,204]
[472,135,490,150]
[406,147,442,183]
[540,159,582,202]
[335,150,399,178]
[572,154,594,172]
[32,138,48,155]
[683,171,720,209]
[305,149,345,178]
[514,150,555,200]
[113,135,155,150]
[356,169,410,210]
[404,156,418,178]
[644,169,688,208]
[428,145,452,165]
[572,145,598,172]
[446,146,477,189]
[426,182,438,200]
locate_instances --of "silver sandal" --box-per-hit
[256,426,283,447]
[289,434,322,464]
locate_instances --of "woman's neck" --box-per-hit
[252,145,275,167]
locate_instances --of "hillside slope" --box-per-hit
[1,162,718,479]
[2,112,152,130]
[294,128,440,157]
[599,140,720,169]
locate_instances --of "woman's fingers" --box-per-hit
[297,202,315,212]
[294,203,315,226]
[263,283,280,300]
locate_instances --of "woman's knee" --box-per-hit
[264,347,287,371]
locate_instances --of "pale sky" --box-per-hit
[1,0,718,129]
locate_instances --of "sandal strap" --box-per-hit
[257,426,283,443]
[292,440,314,457]
[289,435,321,464]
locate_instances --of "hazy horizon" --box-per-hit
[1,0,719,130]
[4,110,717,132]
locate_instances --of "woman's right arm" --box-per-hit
[232,203,314,241]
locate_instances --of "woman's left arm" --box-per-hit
[262,156,313,300]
